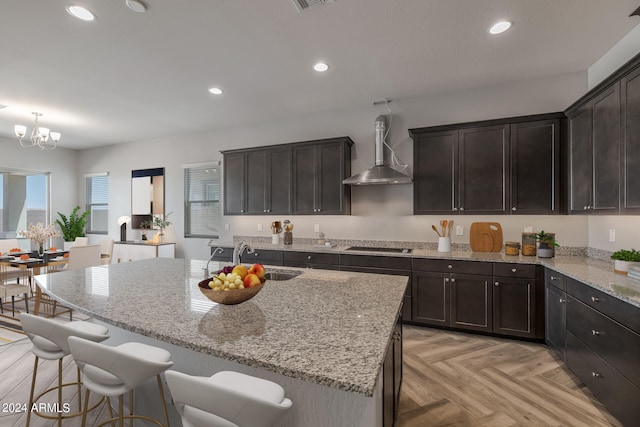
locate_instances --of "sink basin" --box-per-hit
[264,270,302,281]
[345,246,412,254]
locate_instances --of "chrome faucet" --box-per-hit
[204,247,225,277]
[232,240,254,265]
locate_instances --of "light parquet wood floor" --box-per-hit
[0,324,623,426]
[397,326,622,427]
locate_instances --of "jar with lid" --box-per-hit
[505,241,520,256]
[522,233,537,256]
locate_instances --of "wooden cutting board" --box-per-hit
[469,222,503,252]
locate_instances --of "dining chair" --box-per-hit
[67,244,102,270]
[73,237,89,247]
[99,238,114,265]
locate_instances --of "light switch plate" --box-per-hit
[224,224,230,231]
[456,226,464,236]
[609,229,616,242]
[314,224,320,233]
[257,223,263,232]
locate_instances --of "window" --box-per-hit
[0,169,50,239]
[85,173,109,234]
[184,162,221,238]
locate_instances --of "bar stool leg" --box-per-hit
[26,355,39,427]
[77,366,82,412]
[119,394,124,427]
[157,374,170,427]
[82,389,90,427]
[58,359,63,427]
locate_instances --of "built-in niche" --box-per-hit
[131,167,164,229]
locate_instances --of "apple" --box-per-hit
[243,273,261,288]
[248,263,266,282]
[231,265,249,279]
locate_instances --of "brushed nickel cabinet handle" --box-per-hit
[511,268,517,273]
[512,207,517,211]
[559,298,565,303]
[550,275,557,280]
[445,278,450,283]
[591,296,599,302]
[448,264,453,270]
[452,207,458,212]
[459,207,465,211]
[307,256,312,260]
[494,281,500,286]
[451,278,456,283]
[592,330,600,336]
[592,372,601,378]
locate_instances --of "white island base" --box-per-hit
[100,320,382,427]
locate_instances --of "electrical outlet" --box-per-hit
[456,226,464,236]
[257,223,263,232]
[314,224,320,233]
[609,229,616,242]
[224,224,230,231]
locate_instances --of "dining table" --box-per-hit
[0,251,68,316]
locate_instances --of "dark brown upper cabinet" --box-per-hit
[222,146,292,215]
[510,119,561,214]
[410,113,563,215]
[292,137,353,215]
[222,137,352,216]
[621,65,640,214]
[567,82,620,214]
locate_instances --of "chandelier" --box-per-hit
[14,112,61,150]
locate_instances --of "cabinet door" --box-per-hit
[245,150,268,214]
[292,144,317,214]
[568,105,593,213]
[382,337,395,427]
[317,142,349,214]
[458,125,508,214]
[450,273,492,332]
[223,152,245,215]
[412,272,449,327]
[268,147,292,214]
[621,67,640,214]
[413,130,458,214]
[493,277,535,338]
[510,120,560,214]
[545,282,566,359]
[592,83,620,213]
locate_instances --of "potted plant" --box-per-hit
[534,230,559,258]
[55,206,90,250]
[611,249,640,275]
[149,212,172,243]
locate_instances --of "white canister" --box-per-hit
[437,237,452,253]
[272,234,280,245]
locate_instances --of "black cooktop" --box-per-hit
[345,246,412,254]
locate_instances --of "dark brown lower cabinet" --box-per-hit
[383,312,403,427]
[545,282,566,359]
[412,271,492,333]
[493,277,540,339]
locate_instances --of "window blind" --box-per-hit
[184,163,221,238]
[86,173,109,233]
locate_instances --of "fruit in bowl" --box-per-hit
[198,263,266,305]
[20,254,30,260]
[10,248,21,253]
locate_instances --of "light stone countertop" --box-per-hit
[216,238,640,308]
[34,258,407,397]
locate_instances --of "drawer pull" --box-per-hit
[307,256,312,260]
[550,275,557,280]
[592,372,601,378]
[592,330,600,336]
[511,268,517,273]
[447,264,453,270]
[494,281,500,286]
[591,296,599,303]
[450,278,456,283]
[445,278,450,283]
[559,298,565,303]
[254,253,259,256]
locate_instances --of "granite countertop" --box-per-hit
[215,238,640,308]
[34,258,407,397]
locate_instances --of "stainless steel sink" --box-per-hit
[264,270,303,281]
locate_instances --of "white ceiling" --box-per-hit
[0,0,638,150]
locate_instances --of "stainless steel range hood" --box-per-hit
[343,115,412,185]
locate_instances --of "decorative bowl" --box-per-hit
[198,278,264,305]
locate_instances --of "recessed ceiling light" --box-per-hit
[314,62,329,72]
[66,5,96,21]
[125,0,147,13]
[489,21,512,35]
[208,87,223,95]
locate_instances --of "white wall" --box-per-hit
[77,70,591,259]
[0,135,79,247]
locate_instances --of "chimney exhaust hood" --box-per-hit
[343,115,412,185]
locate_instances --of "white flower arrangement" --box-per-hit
[18,223,60,250]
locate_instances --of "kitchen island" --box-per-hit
[34,258,407,427]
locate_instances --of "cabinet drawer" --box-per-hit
[243,249,283,265]
[283,262,340,271]
[567,277,640,334]
[566,332,640,427]
[567,295,640,388]
[544,269,566,291]
[493,263,536,279]
[340,266,411,296]
[340,254,412,270]
[283,251,340,266]
[413,258,492,275]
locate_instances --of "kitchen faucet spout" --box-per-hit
[232,240,254,265]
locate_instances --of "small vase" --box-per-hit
[38,244,44,256]
[537,244,554,258]
[437,237,451,253]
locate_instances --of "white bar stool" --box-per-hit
[165,370,293,427]
[18,313,110,427]
[68,336,173,427]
